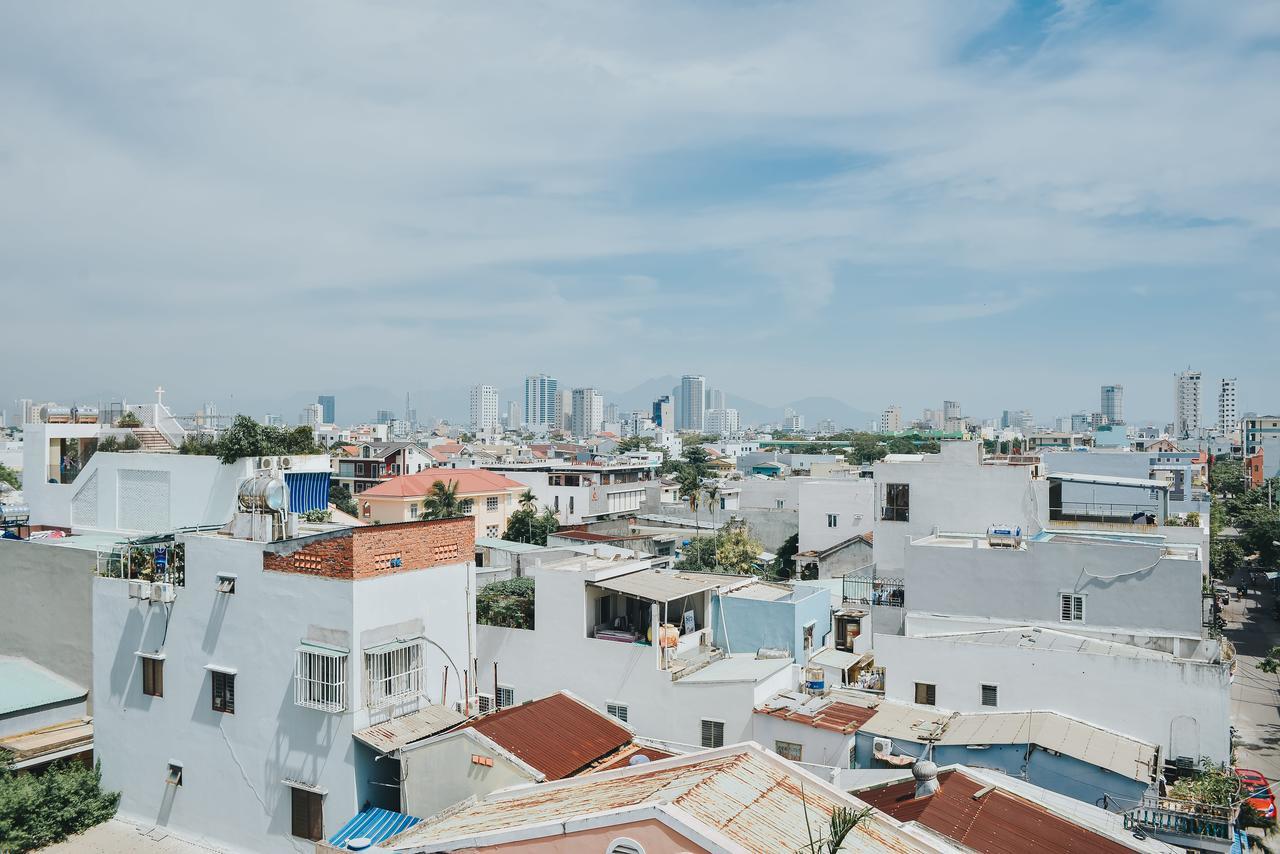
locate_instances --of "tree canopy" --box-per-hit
[0,463,18,490]
[188,415,323,464]
[678,521,764,575]
[503,506,560,545]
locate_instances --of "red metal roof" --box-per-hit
[856,769,1133,853]
[756,698,877,734]
[463,692,633,781]
[359,468,524,498]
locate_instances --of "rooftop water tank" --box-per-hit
[238,475,288,512]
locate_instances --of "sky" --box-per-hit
[1,1,1278,425]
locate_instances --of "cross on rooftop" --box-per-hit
[155,386,166,405]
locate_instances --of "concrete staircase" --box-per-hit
[131,428,175,452]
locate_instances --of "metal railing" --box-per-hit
[1050,501,1163,524]
[1123,796,1233,841]
[843,572,905,608]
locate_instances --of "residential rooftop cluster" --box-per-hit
[0,371,1271,853]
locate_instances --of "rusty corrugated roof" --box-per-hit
[757,697,878,734]
[855,769,1133,853]
[462,691,632,780]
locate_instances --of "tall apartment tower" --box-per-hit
[880,406,902,433]
[299,403,323,428]
[505,401,520,429]
[652,395,673,429]
[570,388,604,437]
[679,375,706,432]
[523,374,559,430]
[705,388,727,412]
[317,395,335,424]
[1174,370,1202,438]
[942,400,962,432]
[469,384,499,433]
[1218,378,1237,434]
[1100,385,1123,425]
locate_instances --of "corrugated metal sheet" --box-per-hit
[592,570,723,602]
[354,705,466,753]
[856,770,1134,853]
[385,747,940,852]
[464,691,632,780]
[757,695,878,734]
[329,807,421,847]
[284,471,330,514]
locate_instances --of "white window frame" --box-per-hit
[486,496,500,512]
[827,513,839,528]
[295,646,348,713]
[606,702,629,723]
[1059,593,1085,622]
[980,683,999,708]
[365,640,424,709]
[701,718,725,748]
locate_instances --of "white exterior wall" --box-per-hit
[874,633,1231,764]
[475,564,795,749]
[400,733,535,818]
[905,538,1203,636]
[92,533,475,854]
[738,478,802,511]
[752,713,855,770]
[501,471,591,524]
[872,442,1047,574]
[797,480,875,553]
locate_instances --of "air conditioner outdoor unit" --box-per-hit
[258,456,276,470]
[475,693,496,714]
[277,456,293,470]
[128,580,151,600]
[150,582,177,604]
[872,737,893,756]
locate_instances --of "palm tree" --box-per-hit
[676,468,703,559]
[517,489,537,511]
[421,479,464,519]
[703,482,721,566]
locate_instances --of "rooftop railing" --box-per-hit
[1123,795,1233,842]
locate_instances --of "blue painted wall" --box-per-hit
[711,584,831,658]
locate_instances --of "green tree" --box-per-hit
[1210,459,1247,497]
[682,446,712,478]
[772,532,800,579]
[0,463,18,490]
[1210,536,1243,580]
[677,468,703,534]
[476,577,535,629]
[115,411,142,428]
[517,489,537,511]
[502,506,560,545]
[211,415,322,464]
[421,480,465,519]
[329,482,357,517]
[678,521,763,575]
[0,752,120,851]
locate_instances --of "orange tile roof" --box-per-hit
[463,692,633,781]
[360,468,524,498]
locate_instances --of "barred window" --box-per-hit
[295,647,347,713]
[365,640,423,708]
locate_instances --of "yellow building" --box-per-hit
[357,469,527,539]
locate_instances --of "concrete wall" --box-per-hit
[401,732,535,819]
[873,632,1231,764]
[0,696,88,739]
[904,537,1203,636]
[710,585,832,659]
[752,713,855,770]
[797,479,875,553]
[872,442,1047,574]
[0,539,94,699]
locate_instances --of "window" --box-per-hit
[803,622,815,651]
[461,499,474,515]
[486,524,500,538]
[365,641,423,708]
[166,762,183,786]
[882,483,910,522]
[701,719,725,748]
[295,648,347,712]
[408,503,419,519]
[212,670,235,714]
[981,684,999,708]
[914,682,936,706]
[827,513,839,528]
[215,573,236,594]
[775,741,803,762]
[569,495,575,515]
[607,702,629,722]
[142,657,164,698]
[290,786,324,841]
[849,745,857,769]
[496,685,515,709]
[720,497,726,510]
[486,496,499,512]
[775,499,785,509]
[1060,594,1085,622]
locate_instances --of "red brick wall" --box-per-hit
[263,518,474,580]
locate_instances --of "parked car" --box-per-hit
[1235,768,1276,819]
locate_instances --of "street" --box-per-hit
[1226,575,1280,783]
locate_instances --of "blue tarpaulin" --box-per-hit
[328,807,421,848]
[284,471,330,514]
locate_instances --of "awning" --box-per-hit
[329,807,421,849]
[284,471,331,514]
[1048,472,1170,490]
[297,640,349,657]
[809,648,863,670]
[592,570,722,602]
[354,705,466,753]
[363,636,424,656]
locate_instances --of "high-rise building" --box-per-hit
[942,400,962,432]
[317,395,335,424]
[505,401,520,430]
[375,409,395,425]
[1218,378,1237,434]
[469,384,499,433]
[1071,412,1091,433]
[299,403,323,428]
[1100,385,1123,425]
[783,408,804,432]
[705,408,740,436]
[679,375,706,432]
[879,406,902,433]
[263,414,285,427]
[523,374,558,430]
[18,399,33,424]
[652,395,672,429]
[604,403,619,425]
[705,388,727,412]
[1174,370,1202,438]
[558,389,573,432]
[570,388,604,437]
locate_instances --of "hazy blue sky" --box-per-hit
[2,1,1277,424]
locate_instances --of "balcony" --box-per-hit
[1049,500,1165,527]
[1123,795,1233,851]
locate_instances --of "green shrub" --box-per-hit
[115,412,142,428]
[477,577,535,629]
[0,753,119,851]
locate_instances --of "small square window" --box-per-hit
[775,741,803,762]
[607,702,629,722]
[981,684,999,707]
[914,682,936,706]
[212,671,235,714]
[486,496,500,512]
[701,719,725,748]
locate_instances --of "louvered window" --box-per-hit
[290,786,323,841]
[914,682,936,706]
[1060,594,1084,622]
[981,683,999,707]
[701,719,724,748]
[212,671,235,714]
[607,703,629,722]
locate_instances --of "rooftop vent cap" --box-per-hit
[912,757,940,799]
